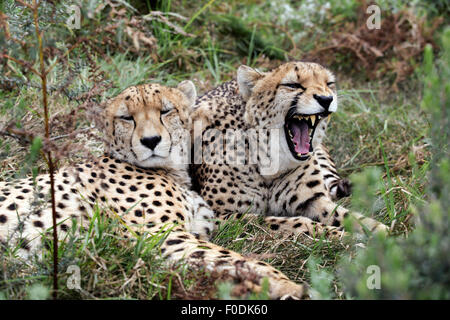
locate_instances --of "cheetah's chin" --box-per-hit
[284,109,330,161]
[132,154,170,169]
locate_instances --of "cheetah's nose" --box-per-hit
[140,136,161,150]
[313,94,333,110]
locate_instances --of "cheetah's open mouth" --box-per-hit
[284,109,329,161]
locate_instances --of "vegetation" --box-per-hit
[0,0,448,299]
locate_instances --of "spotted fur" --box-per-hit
[0,81,304,299]
[191,62,389,237]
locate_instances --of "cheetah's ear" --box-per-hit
[237,65,264,100]
[177,80,197,107]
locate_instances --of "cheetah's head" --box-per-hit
[238,62,337,171]
[102,81,196,169]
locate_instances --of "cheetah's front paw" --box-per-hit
[330,178,352,200]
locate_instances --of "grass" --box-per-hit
[0,0,448,299]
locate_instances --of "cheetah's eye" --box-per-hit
[119,115,134,121]
[282,83,306,90]
[160,109,172,115]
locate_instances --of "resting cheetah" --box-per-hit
[191,61,389,237]
[0,81,304,299]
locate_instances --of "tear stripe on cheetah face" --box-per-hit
[238,61,337,175]
[103,81,196,170]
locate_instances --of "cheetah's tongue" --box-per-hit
[291,121,310,155]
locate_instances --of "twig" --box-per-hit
[31,0,59,299]
[1,53,40,76]
[50,127,92,141]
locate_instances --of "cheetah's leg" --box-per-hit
[186,191,217,241]
[262,215,345,239]
[303,197,389,235]
[261,207,387,240]
[263,202,388,239]
[269,154,388,236]
[216,210,345,240]
[186,194,306,299]
[314,145,352,201]
[158,229,306,299]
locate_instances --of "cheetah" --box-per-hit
[191,61,389,238]
[0,81,304,299]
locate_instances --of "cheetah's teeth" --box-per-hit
[293,114,319,127]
